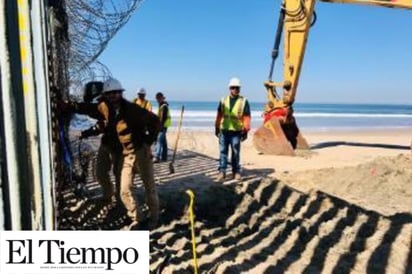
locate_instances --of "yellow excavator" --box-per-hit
[253,0,412,156]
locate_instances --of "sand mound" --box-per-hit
[280,154,412,216]
[60,137,412,273]
[149,152,412,273]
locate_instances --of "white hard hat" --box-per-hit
[103,78,124,93]
[228,77,241,88]
[138,88,146,95]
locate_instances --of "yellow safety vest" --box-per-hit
[158,103,171,128]
[220,95,246,131]
[135,98,152,111]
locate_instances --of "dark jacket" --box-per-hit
[116,99,160,153]
[74,98,121,151]
[73,98,160,154]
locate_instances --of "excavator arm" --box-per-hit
[253,0,412,155]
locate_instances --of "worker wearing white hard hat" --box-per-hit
[67,77,160,230]
[214,77,251,183]
[102,78,160,229]
[134,87,152,111]
[66,78,125,208]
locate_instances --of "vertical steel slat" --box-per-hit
[31,0,56,230]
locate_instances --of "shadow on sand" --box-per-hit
[57,145,412,274]
[311,141,410,150]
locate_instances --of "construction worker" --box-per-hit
[72,82,123,205]
[69,78,161,229]
[153,92,171,163]
[214,77,251,182]
[134,88,152,111]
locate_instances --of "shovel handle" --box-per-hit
[171,105,185,163]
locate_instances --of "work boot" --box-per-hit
[216,172,226,183]
[153,157,160,163]
[233,173,242,181]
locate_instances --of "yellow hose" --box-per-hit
[186,189,198,274]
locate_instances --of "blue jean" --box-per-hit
[218,130,241,174]
[155,128,168,161]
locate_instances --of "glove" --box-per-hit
[215,127,220,138]
[240,130,248,142]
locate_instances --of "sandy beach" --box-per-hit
[171,128,410,171]
[67,127,412,273]
[147,128,412,272]
[167,128,412,215]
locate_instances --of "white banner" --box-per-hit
[0,231,149,274]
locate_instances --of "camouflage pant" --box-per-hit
[120,144,159,225]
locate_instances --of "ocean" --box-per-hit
[71,102,412,132]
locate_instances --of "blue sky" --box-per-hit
[99,0,412,104]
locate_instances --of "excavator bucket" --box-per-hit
[296,131,310,150]
[253,117,295,155]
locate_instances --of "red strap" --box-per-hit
[264,108,288,123]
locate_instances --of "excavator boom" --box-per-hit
[253,0,412,155]
[322,0,412,10]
